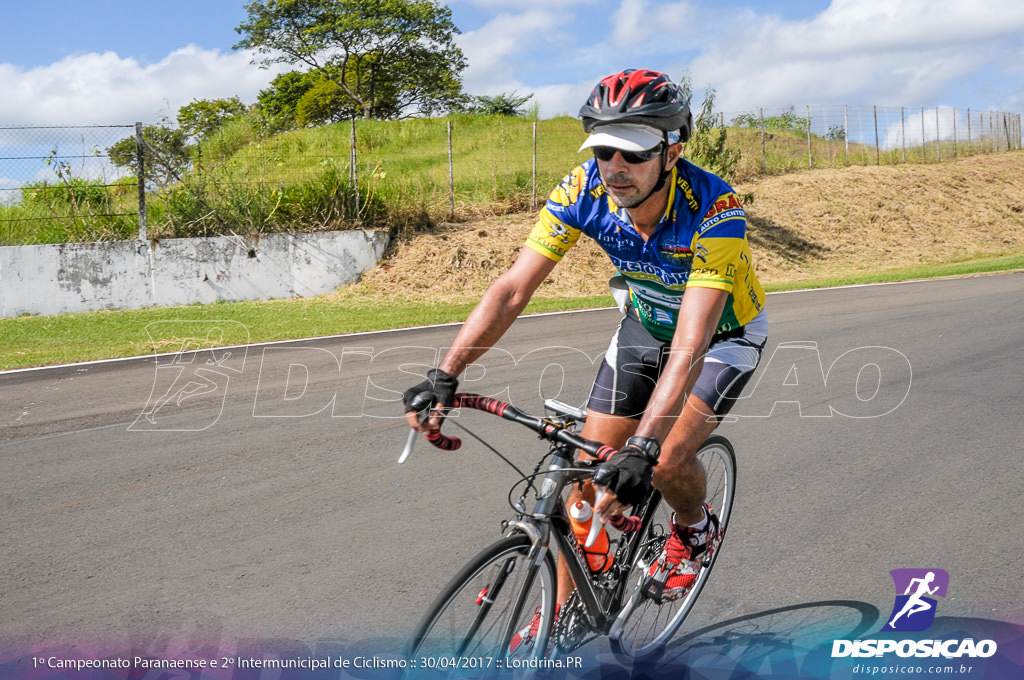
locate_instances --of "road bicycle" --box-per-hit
[399,393,736,665]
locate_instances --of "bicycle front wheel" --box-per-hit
[405,533,557,664]
[610,434,737,660]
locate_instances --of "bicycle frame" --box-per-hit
[500,436,664,646]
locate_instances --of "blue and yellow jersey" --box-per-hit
[526,158,765,342]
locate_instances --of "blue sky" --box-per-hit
[0,0,1022,125]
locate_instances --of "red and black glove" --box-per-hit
[592,436,660,507]
[402,368,459,417]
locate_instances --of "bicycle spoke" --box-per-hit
[609,436,737,660]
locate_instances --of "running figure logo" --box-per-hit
[882,568,949,632]
[130,321,249,432]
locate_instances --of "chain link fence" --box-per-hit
[0,124,143,245]
[2,105,1021,245]
[723,104,1023,175]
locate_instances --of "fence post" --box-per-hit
[134,122,147,241]
[952,107,958,158]
[843,104,849,164]
[901,107,906,163]
[759,108,767,173]
[806,105,812,169]
[921,108,926,160]
[447,120,455,222]
[350,117,360,219]
[532,121,537,210]
[967,108,972,154]
[935,108,941,161]
[873,105,880,165]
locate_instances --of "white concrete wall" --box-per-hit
[0,230,389,318]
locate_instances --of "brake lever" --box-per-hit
[398,428,419,464]
[398,391,434,464]
[586,488,609,548]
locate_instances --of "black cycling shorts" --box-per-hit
[586,307,767,420]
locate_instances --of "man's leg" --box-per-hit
[652,393,720,525]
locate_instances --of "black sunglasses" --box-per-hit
[592,144,664,164]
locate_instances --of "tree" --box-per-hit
[107,123,190,188]
[471,92,534,117]
[235,0,468,119]
[258,70,321,126]
[177,97,248,141]
[295,77,360,125]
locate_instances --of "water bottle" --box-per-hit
[569,500,612,572]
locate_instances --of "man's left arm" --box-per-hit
[591,285,727,512]
[632,285,728,442]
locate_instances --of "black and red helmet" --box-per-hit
[579,69,692,142]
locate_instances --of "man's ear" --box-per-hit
[665,142,683,169]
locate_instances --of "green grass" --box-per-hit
[762,252,1024,291]
[2,254,1022,372]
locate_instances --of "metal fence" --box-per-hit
[723,105,1023,174]
[1,105,1021,245]
[0,124,144,244]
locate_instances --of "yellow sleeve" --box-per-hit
[687,236,742,292]
[524,207,583,262]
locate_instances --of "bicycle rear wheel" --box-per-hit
[609,434,737,660]
[405,533,557,664]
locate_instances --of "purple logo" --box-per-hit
[881,568,949,632]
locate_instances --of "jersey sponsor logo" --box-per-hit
[676,176,700,213]
[658,240,694,268]
[703,193,743,220]
[549,167,587,207]
[699,208,745,234]
[613,257,691,287]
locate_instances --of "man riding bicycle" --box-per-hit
[404,69,767,607]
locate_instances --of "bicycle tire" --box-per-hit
[609,434,737,660]
[405,533,558,665]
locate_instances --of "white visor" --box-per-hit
[578,124,664,153]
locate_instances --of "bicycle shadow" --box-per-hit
[580,602,1024,679]
[580,599,880,679]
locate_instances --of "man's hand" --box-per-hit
[402,368,459,432]
[592,443,656,509]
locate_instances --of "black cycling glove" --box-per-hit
[402,368,459,416]
[592,444,655,507]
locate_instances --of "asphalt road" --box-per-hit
[2,272,1022,668]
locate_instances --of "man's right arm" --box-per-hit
[438,247,557,375]
[405,247,557,432]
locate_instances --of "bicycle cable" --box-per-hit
[445,417,529,480]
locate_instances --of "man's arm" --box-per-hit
[632,285,728,442]
[405,247,557,432]
[438,247,557,376]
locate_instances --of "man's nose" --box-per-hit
[607,151,631,172]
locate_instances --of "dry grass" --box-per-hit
[336,150,1024,303]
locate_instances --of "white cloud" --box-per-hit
[609,0,696,49]
[687,0,1024,112]
[457,10,573,96]
[0,46,285,126]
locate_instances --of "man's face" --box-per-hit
[594,143,680,209]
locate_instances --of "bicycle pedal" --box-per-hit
[641,578,666,601]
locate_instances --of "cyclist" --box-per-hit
[404,69,767,607]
